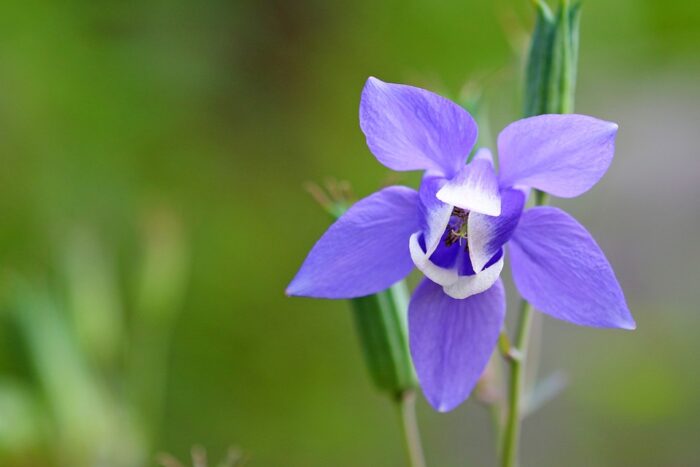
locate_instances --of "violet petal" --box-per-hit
[287,186,420,299]
[509,206,635,329]
[360,77,477,178]
[436,151,502,216]
[498,114,618,197]
[409,278,506,412]
[468,188,525,272]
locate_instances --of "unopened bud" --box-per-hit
[524,0,581,117]
[308,180,417,396]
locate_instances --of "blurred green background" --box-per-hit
[0,0,698,466]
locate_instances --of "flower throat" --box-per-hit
[445,207,469,247]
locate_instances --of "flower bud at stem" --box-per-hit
[306,180,417,395]
[307,181,424,467]
[524,0,581,117]
[349,281,417,395]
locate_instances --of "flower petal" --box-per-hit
[409,278,506,412]
[498,114,618,197]
[436,153,501,216]
[467,188,525,272]
[360,77,478,177]
[409,230,504,300]
[443,253,504,299]
[287,186,420,299]
[409,232,457,287]
[418,175,453,256]
[509,207,635,329]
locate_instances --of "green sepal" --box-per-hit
[350,281,417,396]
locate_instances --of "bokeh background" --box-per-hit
[0,0,698,466]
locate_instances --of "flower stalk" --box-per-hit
[501,1,580,466]
[501,300,533,467]
[397,390,427,467]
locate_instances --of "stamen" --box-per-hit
[445,230,461,246]
[445,208,470,248]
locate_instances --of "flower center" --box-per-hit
[445,207,469,247]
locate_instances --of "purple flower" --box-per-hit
[287,77,634,412]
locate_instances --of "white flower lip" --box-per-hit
[409,231,503,300]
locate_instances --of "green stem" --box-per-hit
[500,186,550,466]
[500,300,534,467]
[396,390,427,467]
[501,0,579,462]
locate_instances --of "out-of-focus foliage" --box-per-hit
[0,211,187,466]
[0,0,698,466]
